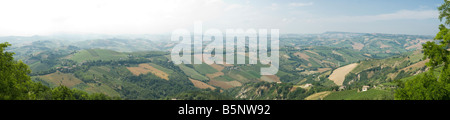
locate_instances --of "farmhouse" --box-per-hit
[300,83,313,89]
[362,86,370,92]
[338,86,346,91]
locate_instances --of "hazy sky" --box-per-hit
[0,0,443,36]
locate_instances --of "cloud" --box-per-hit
[225,4,243,11]
[0,0,440,36]
[289,2,314,7]
[0,0,227,36]
[366,10,438,21]
[316,10,438,23]
[269,3,279,10]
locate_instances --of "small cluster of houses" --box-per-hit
[339,85,370,92]
[55,65,78,71]
[225,66,240,71]
[296,83,371,92]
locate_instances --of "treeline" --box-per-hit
[29,83,120,100]
[164,90,233,100]
[81,58,151,67]
[226,82,333,100]
[29,57,151,76]
[119,71,196,99]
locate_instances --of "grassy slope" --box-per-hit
[178,64,209,81]
[193,63,218,74]
[69,49,128,62]
[148,63,174,74]
[29,61,52,72]
[76,66,124,97]
[38,71,83,88]
[324,89,394,100]
[352,50,423,74]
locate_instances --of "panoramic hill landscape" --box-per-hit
[1,0,449,101]
[0,31,439,100]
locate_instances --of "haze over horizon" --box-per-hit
[0,0,443,36]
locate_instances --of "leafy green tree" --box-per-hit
[395,72,448,100]
[0,42,34,100]
[51,86,76,100]
[395,0,450,100]
[427,0,450,83]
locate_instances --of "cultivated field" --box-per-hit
[226,81,243,87]
[332,50,343,56]
[178,65,209,81]
[305,91,332,100]
[208,80,242,89]
[206,64,225,79]
[39,71,83,87]
[194,63,218,74]
[209,80,233,89]
[305,50,320,56]
[388,59,428,79]
[400,59,428,72]
[127,63,169,80]
[352,42,364,50]
[260,75,281,83]
[84,83,121,97]
[294,52,310,60]
[68,49,128,62]
[209,64,225,71]
[189,78,216,90]
[300,68,332,75]
[328,63,359,86]
[206,72,224,80]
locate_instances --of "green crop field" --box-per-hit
[193,63,218,75]
[148,63,175,74]
[178,64,209,81]
[68,49,128,62]
[29,61,52,73]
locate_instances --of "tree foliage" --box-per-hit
[165,90,233,100]
[0,42,34,99]
[395,0,450,100]
[395,72,448,100]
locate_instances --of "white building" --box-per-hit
[362,86,370,92]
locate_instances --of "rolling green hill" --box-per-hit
[281,32,432,58]
[324,89,394,100]
[67,49,129,62]
[178,64,210,81]
[1,32,436,100]
[21,47,430,100]
[342,50,428,90]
